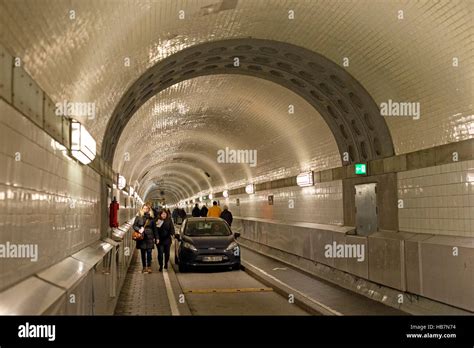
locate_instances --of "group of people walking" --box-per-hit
[132,203,175,273]
[171,207,187,224]
[191,201,233,226]
[132,201,232,273]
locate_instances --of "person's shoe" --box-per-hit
[159,267,163,272]
[142,268,147,274]
[147,267,152,273]
[164,264,168,270]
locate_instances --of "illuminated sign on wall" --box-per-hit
[355,163,367,175]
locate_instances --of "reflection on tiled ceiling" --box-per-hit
[0,0,472,202]
[0,0,472,155]
[114,74,341,197]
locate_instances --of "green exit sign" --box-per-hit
[355,163,367,175]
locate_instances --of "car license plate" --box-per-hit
[203,256,223,262]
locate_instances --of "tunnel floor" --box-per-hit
[115,242,406,316]
[114,251,173,315]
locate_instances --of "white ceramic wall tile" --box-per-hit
[398,159,474,237]
[209,180,344,226]
[0,100,102,291]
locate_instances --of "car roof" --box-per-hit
[185,217,223,222]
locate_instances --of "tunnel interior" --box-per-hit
[0,0,472,322]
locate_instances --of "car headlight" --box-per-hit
[183,241,198,251]
[225,241,239,251]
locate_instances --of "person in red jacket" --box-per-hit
[109,196,119,228]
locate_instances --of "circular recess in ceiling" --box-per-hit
[159,77,174,85]
[351,119,361,135]
[308,62,326,73]
[276,62,292,70]
[310,90,324,101]
[298,71,314,80]
[339,124,348,139]
[319,82,333,96]
[269,70,284,77]
[364,112,374,131]
[349,92,363,108]
[330,74,345,88]
[181,69,196,76]
[259,47,278,54]
[253,57,271,64]
[373,137,382,156]
[205,56,222,62]
[162,70,175,78]
[247,65,263,71]
[348,145,355,162]
[337,99,349,113]
[235,45,253,51]
[360,141,368,159]
[327,105,338,119]
[208,47,227,54]
[183,61,199,69]
[284,52,302,61]
[290,78,305,88]
[162,60,177,70]
[183,51,202,60]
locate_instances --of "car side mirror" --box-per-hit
[234,232,240,239]
[175,234,181,241]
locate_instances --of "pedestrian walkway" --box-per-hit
[240,245,406,315]
[115,250,172,315]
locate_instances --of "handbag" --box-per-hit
[132,218,150,241]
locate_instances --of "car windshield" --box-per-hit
[184,220,232,237]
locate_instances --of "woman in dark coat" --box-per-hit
[133,204,157,273]
[155,210,175,271]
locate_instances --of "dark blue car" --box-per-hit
[174,217,241,272]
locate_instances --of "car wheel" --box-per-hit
[179,263,187,273]
[232,263,241,271]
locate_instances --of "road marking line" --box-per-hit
[183,287,273,294]
[162,270,180,316]
[244,261,343,316]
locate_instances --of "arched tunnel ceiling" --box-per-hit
[113,74,342,199]
[104,37,396,166]
[0,0,471,159]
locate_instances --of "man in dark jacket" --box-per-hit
[200,204,208,217]
[192,204,200,217]
[178,208,187,222]
[155,210,175,271]
[172,208,179,223]
[220,205,233,227]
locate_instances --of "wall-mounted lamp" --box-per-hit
[70,120,96,165]
[296,171,314,187]
[117,175,126,190]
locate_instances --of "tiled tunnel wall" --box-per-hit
[0,100,100,291]
[398,160,474,237]
[220,180,344,226]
